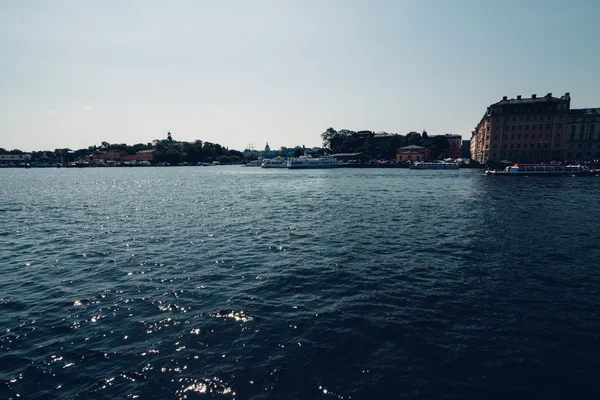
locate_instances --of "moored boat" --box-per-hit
[286,155,343,169]
[410,161,460,170]
[261,158,287,168]
[485,164,595,176]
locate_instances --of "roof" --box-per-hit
[492,93,570,106]
[0,154,31,160]
[137,149,155,153]
[399,145,425,150]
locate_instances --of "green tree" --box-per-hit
[405,131,422,146]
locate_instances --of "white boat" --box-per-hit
[261,158,287,168]
[410,161,460,170]
[286,155,343,169]
[244,160,261,167]
[485,164,594,176]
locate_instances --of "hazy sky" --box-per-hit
[2,0,600,152]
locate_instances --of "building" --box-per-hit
[0,154,31,164]
[441,134,462,158]
[422,133,463,158]
[461,140,471,159]
[134,149,155,162]
[566,108,600,162]
[471,93,571,164]
[396,145,429,162]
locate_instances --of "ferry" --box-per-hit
[485,164,595,176]
[261,158,287,168]
[244,160,262,167]
[286,155,343,169]
[410,161,460,170]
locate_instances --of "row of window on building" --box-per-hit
[489,150,600,159]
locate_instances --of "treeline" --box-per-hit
[153,140,246,164]
[0,138,253,165]
[321,128,452,160]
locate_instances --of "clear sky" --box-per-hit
[2,0,600,152]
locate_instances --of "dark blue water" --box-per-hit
[1,167,600,399]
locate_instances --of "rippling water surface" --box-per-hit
[1,167,600,399]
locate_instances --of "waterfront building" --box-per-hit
[566,108,600,162]
[0,154,31,164]
[133,149,155,162]
[422,133,463,158]
[396,145,429,162]
[461,140,471,159]
[471,93,571,164]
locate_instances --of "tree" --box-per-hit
[321,127,338,150]
[405,131,422,146]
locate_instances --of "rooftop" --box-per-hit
[492,92,570,106]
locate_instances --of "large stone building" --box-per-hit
[471,93,572,164]
[566,108,600,162]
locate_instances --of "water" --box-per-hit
[1,167,600,399]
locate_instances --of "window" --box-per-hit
[510,144,514,149]
[495,135,498,140]
[537,143,541,148]
[525,125,529,130]
[532,134,536,139]
[580,125,585,133]
[511,134,515,139]
[503,135,507,140]
[546,133,549,139]
[555,143,560,148]
[532,124,536,130]
[544,143,548,148]
[503,144,507,149]
[519,125,522,130]
[546,124,551,129]
[520,116,523,121]
[539,124,543,129]
[526,116,530,121]
[558,124,562,129]
[571,125,576,132]
[518,134,521,139]
[512,126,516,130]
[512,117,516,122]
[557,133,560,138]
[517,144,521,149]
[525,134,528,139]
[578,143,583,149]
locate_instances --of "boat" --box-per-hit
[286,155,343,169]
[244,160,261,167]
[410,161,460,170]
[261,158,287,168]
[485,164,596,176]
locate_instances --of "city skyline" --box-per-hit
[2,0,600,152]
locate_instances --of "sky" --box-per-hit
[2,0,600,152]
